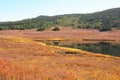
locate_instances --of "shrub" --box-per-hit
[99,27,112,31]
[0,27,3,31]
[19,27,25,30]
[52,27,60,31]
[37,27,46,31]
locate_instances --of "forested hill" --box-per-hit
[0,8,120,31]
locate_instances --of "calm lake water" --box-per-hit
[60,42,120,57]
[36,40,120,56]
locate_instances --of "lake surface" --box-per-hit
[60,42,120,56]
[36,40,120,56]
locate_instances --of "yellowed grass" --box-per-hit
[0,30,120,80]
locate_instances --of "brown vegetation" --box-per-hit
[0,29,120,80]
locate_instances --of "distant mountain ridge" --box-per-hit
[0,7,120,31]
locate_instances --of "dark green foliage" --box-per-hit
[0,27,3,30]
[37,23,50,31]
[19,27,25,30]
[99,26,112,31]
[52,27,60,31]
[37,27,46,31]
[0,8,120,31]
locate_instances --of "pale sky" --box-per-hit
[0,0,120,21]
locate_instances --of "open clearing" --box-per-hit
[0,29,120,80]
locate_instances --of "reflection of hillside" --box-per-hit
[38,40,120,56]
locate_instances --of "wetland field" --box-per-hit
[0,29,120,80]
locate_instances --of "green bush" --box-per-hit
[99,27,112,31]
[0,27,3,31]
[52,27,60,31]
[37,27,45,31]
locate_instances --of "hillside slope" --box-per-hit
[0,8,120,31]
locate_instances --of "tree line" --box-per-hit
[0,8,120,31]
